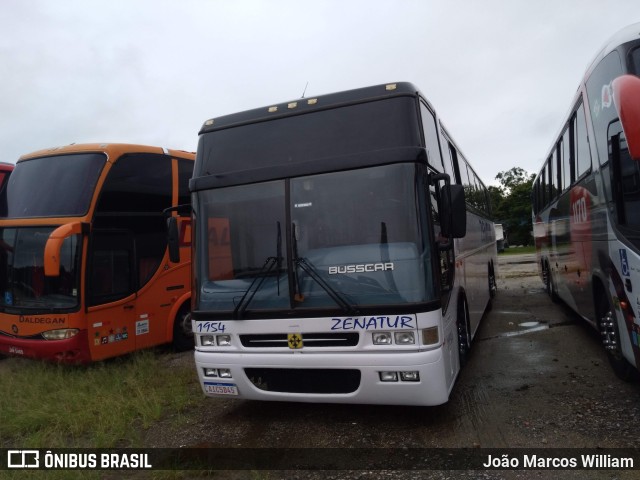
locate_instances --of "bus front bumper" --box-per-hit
[0,330,91,364]
[194,348,452,406]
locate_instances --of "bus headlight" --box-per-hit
[203,368,218,377]
[216,335,232,346]
[201,335,215,346]
[394,331,415,345]
[42,329,79,340]
[372,332,392,345]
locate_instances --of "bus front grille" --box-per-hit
[244,368,361,394]
[239,332,359,348]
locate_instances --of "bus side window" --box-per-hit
[420,103,444,173]
[446,141,462,185]
[610,120,640,228]
[586,50,623,171]
[558,133,568,192]
[94,154,173,289]
[178,159,194,206]
[549,151,558,201]
[575,102,592,178]
[88,231,134,305]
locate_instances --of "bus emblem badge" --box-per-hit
[288,333,303,349]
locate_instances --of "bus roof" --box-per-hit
[18,143,195,162]
[199,82,421,133]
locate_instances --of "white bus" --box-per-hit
[533,23,640,380]
[186,82,497,405]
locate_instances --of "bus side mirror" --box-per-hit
[167,216,180,263]
[44,222,87,276]
[441,184,466,239]
[612,74,640,160]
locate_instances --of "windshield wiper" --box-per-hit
[291,223,358,315]
[233,222,283,319]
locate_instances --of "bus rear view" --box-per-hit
[191,83,494,406]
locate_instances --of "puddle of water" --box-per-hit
[498,325,549,338]
[519,321,541,328]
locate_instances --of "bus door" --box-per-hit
[86,230,137,360]
[132,217,188,351]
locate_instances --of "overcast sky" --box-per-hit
[1,0,639,186]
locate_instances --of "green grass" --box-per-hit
[498,245,537,255]
[0,350,200,449]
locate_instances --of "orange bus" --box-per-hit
[0,144,194,363]
[0,162,14,216]
[0,162,13,191]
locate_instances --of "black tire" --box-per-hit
[543,260,559,303]
[597,291,635,381]
[488,263,497,299]
[172,305,194,352]
[457,296,471,367]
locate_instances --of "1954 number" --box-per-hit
[195,321,227,333]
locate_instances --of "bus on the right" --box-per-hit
[533,22,640,380]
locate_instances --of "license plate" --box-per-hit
[203,381,238,396]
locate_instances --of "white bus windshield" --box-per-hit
[196,163,434,315]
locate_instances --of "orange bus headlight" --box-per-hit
[42,329,79,340]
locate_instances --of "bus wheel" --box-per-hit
[488,264,497,299]
[544,261,559,303]
[173,306,194,352]
[457,297,471,367]
[597,292,634,381]
[542,260,551,294]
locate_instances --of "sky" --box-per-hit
[1,0,639,187]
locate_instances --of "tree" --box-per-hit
[492,167,535,246]
[495,167,533,196]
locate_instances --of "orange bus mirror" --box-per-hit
[44,222,86,277]
[612,74,640,160]
[167,216,180,263]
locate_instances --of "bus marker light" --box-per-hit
[307,98,318,105]
[42,329,79,340]
[385,84,397,91]
[394,331,415,345]
[372,332,392,345]
[422,327,439,345]
[204,119,214,126]
[400,371,420,382]
[288,102,298,109]
[268,106,278,113]
[204,368,218,377]
[216,335,232,346]
[379,371,398,382]
[201,335,215,346]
